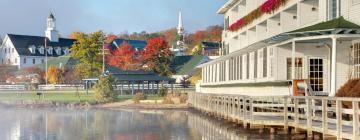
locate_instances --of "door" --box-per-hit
[309,58,324,91]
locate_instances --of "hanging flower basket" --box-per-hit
[228,0,290,32]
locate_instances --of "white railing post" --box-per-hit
[353,101,359,139]
[336,100,342,139]
[294,98,299,132]
[306,98,313,138]
[322,99,328,138]
[284,97,289,133]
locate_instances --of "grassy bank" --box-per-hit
[0,91,163,104]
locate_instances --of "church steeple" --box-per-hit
[177,11,184,35]
[171,11,187,56]
[45,12,59,42]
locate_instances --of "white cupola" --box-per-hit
[45,13,59,42]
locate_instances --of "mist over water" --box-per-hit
[0,107,292,140]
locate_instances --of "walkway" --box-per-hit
[188,93,360,140]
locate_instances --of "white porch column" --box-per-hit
[330,37,337,96]
[292,41,296,80]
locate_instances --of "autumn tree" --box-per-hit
[68,31,83,39]
[46,66,64,84]
[107,42,140,70]
[141,37,173,76]
[159,28,178,46]
[105,34,117,43]
[70,31,105,78]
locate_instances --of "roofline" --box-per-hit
[6,33,75,40]
[217,0,240,14]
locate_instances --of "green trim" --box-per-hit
[290,17,360,33]
[201,81,291,88]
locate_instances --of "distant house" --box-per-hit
[107,39,147,52]
[201,41,221,59]
[0,13,75,69]
[170,55,209,83]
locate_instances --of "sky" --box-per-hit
[0,0,225,38]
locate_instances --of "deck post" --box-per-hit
[336,100,342,139]
[284,97,289,133]
[330,37,337,96]
[353,101,359,139]
[250,98,254,122]
[120,82,123,95]
[306,98,313,138]
[322,99,328,138]
[131,81,135,95]
[142,82,145,94]
[291,41,296,80]
[294,98,299,132]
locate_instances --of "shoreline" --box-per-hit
[0,99,189,110]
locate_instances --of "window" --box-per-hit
[42,59,45,64]
[12,48,14,53]
[287,58,304,80]
[14,58,17,63]
[254,52,257,79]
[23,58,26,64]
[246,54,250,79]
[329,0,337,19]
[352,43,360,78]
[263,48,267,77]
[32,59,36,64]
[309,58,324,91]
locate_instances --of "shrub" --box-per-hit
[336,79,360,108]
[162,94,174,104]
[157,87,168,97]
[94,75,117,103]
[133,92,146,103]
[180,93,188,103]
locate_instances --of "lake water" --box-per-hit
[0,107,293,140]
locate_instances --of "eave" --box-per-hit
[217,0,240,14]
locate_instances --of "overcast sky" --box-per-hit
[0,0,225,38]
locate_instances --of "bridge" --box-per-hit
[188,93,360,140]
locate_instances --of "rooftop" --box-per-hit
[171,55,208,75]
[7,34,75,57]
[108,39,147,51]
[290,17,360,33]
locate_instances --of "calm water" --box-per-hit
[0,107,293,140]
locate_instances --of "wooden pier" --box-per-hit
[188,93,360,140]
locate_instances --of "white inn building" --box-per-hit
[197,0,360,97]
[0,13,75,69]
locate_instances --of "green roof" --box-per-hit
[104,65,174,82]
[37,56,78,70]
[171,55,207,75]
[290,17,360,33]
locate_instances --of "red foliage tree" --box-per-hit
[107,42,140,70]
[141,37,173,76]
[105,34,117,43]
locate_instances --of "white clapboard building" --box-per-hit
[0,13,75,69]
[197,0,360,96]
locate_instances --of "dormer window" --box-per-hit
[28,45,36,54]
[55,47,61,55]
[47,46,53,55]
[62,47,69,55]
[38,46,45,54]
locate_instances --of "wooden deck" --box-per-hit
[188,93,360,140]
